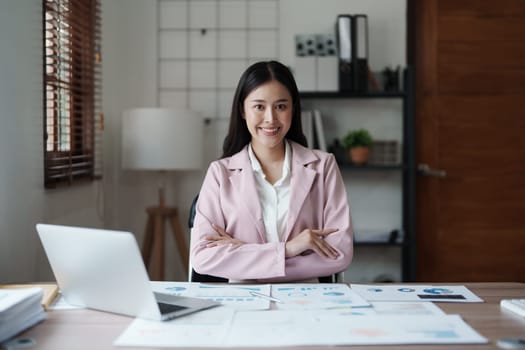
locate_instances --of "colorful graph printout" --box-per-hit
[150,282,271,310]
[350,284,483,303]
[332,301,446,316]
[271,283,370,309]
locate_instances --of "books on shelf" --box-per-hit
[312,110,327,151]
[302,109,327,152]
[300,110,314,148]
[0,287,46,343]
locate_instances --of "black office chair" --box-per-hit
[188,194,338,283]
[188,195,227,282]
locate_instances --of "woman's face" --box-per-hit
[242,80,293,153]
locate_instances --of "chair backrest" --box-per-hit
[188,195,341,283]
[188,195,227,283]
[187,194,199,229]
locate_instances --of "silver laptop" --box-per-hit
[36,223,219,321]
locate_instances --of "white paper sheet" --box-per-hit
[115,310,487,347]
[0,287,42,312]
[271,283,370,309]
[351,284,483,302]
[306,313,487,346]
[151,281,271,310]
[114,306,234,347]
[339,301,446,316]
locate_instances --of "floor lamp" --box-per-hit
[121,108,203,281]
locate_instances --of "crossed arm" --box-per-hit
[205,223,340,260]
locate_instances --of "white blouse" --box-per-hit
[248,141,291,243]
[231,141,318,284]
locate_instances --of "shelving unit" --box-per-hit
[299,67,415,282]
[300,91,406,99]
[338,164,405,171]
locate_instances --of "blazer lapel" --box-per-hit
[228,147,267,242]
[284,142,318,241]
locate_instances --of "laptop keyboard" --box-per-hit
[158,302,189,315]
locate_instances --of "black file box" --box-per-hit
[336,14,369,93]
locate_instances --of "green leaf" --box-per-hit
[342,128,373,149]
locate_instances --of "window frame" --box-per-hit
[43,0,102,188]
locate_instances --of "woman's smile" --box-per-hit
[259,126,280,136]
[243,79,292,152]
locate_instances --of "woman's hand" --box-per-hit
[285,228,339,259]
[202,224,245,248]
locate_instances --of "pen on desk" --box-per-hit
[249,291,283,303]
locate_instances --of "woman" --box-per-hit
[190,61,353,282]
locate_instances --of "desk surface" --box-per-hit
[18,282,525,350]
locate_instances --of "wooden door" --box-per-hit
[414,0,525,281]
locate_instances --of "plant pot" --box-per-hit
[349,147,370,165]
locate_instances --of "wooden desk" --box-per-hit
[18,283,525,350]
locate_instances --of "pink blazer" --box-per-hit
[190,141,353,282]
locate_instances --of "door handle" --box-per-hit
[417,163,447,178]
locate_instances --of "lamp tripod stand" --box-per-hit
[141,187,188,281]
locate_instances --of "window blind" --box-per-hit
[43,0,102,188]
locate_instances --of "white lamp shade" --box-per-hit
[121,108,204,170]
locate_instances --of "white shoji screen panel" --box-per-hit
[157,0,280,121]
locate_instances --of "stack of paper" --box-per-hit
[0,287,46,343]
[115,283,487,347]
[0,283,59,310]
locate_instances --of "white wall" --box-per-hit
[0,0,405,283]
[0,0,104,283]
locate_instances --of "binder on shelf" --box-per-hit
[295,34,317,92]
[316,34,338,92]
[295,56,317,92]
[336,15,353,92]
[353,14,369,93]
[336,14,369,93]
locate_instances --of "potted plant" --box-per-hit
[342,128,373,165]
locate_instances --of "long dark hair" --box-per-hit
[221,61,307,158]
